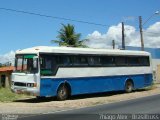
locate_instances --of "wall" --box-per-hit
[0,72,11,88]
[155,64,160,83]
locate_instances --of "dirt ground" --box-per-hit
[0,84,160,114]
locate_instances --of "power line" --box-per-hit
[0,7,110,27]
[1,7,159,34]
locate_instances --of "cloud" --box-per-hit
[84,22,160,49]
[0,51,15,65]
[143,22,160,48]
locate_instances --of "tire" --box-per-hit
[36,96,45,99]
[125,80,133,93]
[57,84,69,101]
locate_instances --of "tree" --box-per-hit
[52,24,87,47]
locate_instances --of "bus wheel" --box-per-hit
[57,84,69,101]
[36,96,46,100]
[125,80,133,93]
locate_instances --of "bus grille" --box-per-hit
[14,82,26,87]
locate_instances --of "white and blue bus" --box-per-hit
[11,46,153,100]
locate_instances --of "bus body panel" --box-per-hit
[39,73,152,97]
[52,67,152,78]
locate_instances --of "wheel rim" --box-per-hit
[60,87,66,96]
[126,81,133,92]
[58,85,68,100]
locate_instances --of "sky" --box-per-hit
[0,0,160,63]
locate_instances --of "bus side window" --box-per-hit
[115,56,127,66]
[88,56,101,66]
[40,55,56,76]
[71,56,88,66]
[139,57,150,66]
[101,56,115,66]
[45,58,52,69]
[79,56,88,65]
[63,56,71,66]
[128,57,139,66]
[57,56,71,66]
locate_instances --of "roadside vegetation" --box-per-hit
[0,88,31,102]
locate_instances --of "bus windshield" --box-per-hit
[15,54,38,74]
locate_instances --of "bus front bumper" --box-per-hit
[11,86,40,96]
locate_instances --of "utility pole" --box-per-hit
[122,22,125,50]
[112,40,115,49]
[139,16,144,51]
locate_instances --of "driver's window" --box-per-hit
[33,58,37,68]
[27,59,33,71]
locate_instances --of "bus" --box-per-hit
[11,46,153,100]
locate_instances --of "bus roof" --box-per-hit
[16,46,150,56]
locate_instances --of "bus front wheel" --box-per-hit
[57,84,69,101]
[125,80,134,93]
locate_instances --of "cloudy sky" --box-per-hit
[0,51,15,64]
[85,21,160,49]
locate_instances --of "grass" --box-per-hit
[0,88,31,102]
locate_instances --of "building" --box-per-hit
[126,46,160,83]
[0,66,14,88]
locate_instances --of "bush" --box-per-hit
[0,88,30,102]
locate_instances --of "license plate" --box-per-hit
[16,90,23,94]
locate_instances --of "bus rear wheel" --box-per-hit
[57,84,69,101]
[125,80,133,93]
[36,96,45,99]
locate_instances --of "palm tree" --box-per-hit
[52,24,87,47]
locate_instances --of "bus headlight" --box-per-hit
[27,83,31,87]
[27,83,37,87]
[11,81,14,86]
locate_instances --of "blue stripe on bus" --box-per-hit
[39,74,152,97]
